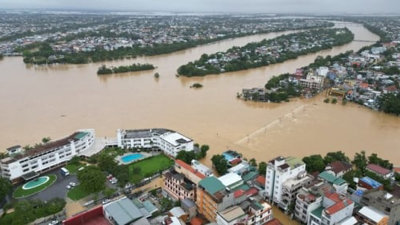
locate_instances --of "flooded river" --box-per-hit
[1,22,399,166]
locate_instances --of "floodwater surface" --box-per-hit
[1,22,399,166]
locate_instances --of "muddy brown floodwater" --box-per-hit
[1,22,399,167]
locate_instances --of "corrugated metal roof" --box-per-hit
[104,198,144,225]
[358,206,387,223]
[199,176,225,195]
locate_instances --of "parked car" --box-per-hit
[69,182,77,187]
[110,177,118,184]
[66,185,71,189]
[48,220,59,225]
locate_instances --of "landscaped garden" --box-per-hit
[13,174,57,198]
[65,156,86,174]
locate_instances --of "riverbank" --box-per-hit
[17,19,333,65]
[239,22,400,116]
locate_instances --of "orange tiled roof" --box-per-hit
[324,192,353,215]
[190,217,204,225]
[360,82,369,89]
[325,199,353,215]
[175,160,206,179]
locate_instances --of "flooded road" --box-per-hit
[1,22,399,166]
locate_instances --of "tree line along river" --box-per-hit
[1,22,400,167]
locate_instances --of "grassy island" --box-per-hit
[190,83,203,88]
[97,63,155,75]
[177,28,354,77]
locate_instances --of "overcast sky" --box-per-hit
[2,0,399,15]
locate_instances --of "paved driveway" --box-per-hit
[28,171,78,202]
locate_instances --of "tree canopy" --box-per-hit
[77,166,106,194]
[323,151,350,164]
[302,154,326,173]
[211,155,228,175]
[258,161,267,175]
[0,177,12,202]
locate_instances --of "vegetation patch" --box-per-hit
[13,174,57,198]
[67,185,91,201]
[97,63,155,75]
[0,198,66,225]
[190,83,203,88]
[128,154,173,184]
[177,28,354,76]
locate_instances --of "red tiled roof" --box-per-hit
[230,158,242,165]
[246,187,259,196]
[264,218,282,225]
[325,192,342,203]
[324,192,353,215]
[385,85,397,92]
[234,189,245,198]
[366,164,391,176]
[63,206,110,225]
[325,199,353,215]
[175,160,206,179]
[328,161,352,175]
[393,167,400,174]
[255,175,266,187]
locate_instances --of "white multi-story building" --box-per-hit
[265,156,306,205]
[295,181,330,224]
[279,172,313,211]
[0,129,95,183]
[308,192,354,225]
[116,129,194,158]
[216,205,247,225]
[300,73,325,90]
[191,160,213,177]
[216,200,273,225]
[245,200,273,225]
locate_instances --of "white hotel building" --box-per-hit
[265,156,307,205]
[0,129,95,183]
[116,129,194,157]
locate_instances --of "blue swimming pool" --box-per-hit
[22,176,49,190]
[121,153,144,164]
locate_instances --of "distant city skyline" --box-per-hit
[1,0,400,15]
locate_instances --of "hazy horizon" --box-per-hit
[1,0,400,15]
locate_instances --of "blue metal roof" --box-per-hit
[354,189,364,197]
[360,176,382,189]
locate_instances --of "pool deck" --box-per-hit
[116,152,152,165]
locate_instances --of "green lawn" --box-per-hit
[65,163,83,175]
[128,154,173,184]
[13,174,57,198]
[67,185,91,201]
